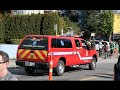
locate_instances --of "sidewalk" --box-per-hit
[98,57,118,63]
[8,59,18,68]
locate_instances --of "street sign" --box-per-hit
[91,33,95,36]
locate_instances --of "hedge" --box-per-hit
[10,39,22,44]
[0,21,4,43]
[0,12,80,44]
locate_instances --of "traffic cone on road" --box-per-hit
[49,54,53,81]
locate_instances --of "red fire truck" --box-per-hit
[16,35,98,76]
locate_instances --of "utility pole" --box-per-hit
[54,24,57,36]
[109,34,111,42]
[61,28,63,35]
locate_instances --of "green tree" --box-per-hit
[20,15,30,37]
[0,21,4,43]
[41,12,60,35]
[63,16,80,34]
[82,10,114,40]
[3,15,12,43]
[82,10,100,33]
[63,10,78,22]
[14,15,23,38]
[58,17,67,34]
[97,10,114,35]
[34,13,42,34]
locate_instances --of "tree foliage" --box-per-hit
[41,12,60,35]
[82,10,114,40]
[97,10,114,35]
[63,16,80,34]
[0,21,4,43]
[82,10,100,32]
[0,12,81,44]
[62,10,78,22]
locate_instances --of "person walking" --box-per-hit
[0,51,18,81]
[99,40,103,57]
[110,41,114,59]
[113,55,120,81]
[114,42,119,58]
[102,43,108,59]
[118,41,120,55]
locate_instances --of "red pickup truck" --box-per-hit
[16,35,98,76]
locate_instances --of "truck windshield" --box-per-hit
[19,36,48,50]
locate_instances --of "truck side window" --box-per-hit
[81,40,87,49]
[75,40,81,48]
[51,38,72,48]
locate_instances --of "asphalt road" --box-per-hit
[8,57,118,81]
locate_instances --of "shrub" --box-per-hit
[10,39,22,44]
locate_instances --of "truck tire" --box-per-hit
[24,67,35,74]
[54,60,65,76]
[89,57,96,70]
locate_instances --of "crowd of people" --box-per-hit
[87,39,120,59]
[110,41,120,58]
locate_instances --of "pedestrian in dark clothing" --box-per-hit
[90,41,95,49]
[113,55,120,81]
[99,41,103,57]
[102,43,108,59]
[0,51,18,81]
[110,42,114,58]
[118,41,120,54]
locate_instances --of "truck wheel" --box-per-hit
[54,60,65,76]
[24,67,35,74]
[89,57,96,70]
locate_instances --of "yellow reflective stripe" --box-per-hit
[33,55,37,59]
[35,50,44,60]
[20,50,30,58]
[42,50,47,57]
[18,49,24,54]
[27,55,31,59]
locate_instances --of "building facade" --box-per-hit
[113,13,120,40]
[12,10,58,15]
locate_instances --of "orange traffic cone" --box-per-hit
[49,54,53,81]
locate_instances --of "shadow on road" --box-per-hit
[86,73,113,79]
[8,67,49,76]
[8,66,87,76]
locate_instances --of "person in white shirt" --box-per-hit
[99,41,103,57]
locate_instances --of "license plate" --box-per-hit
[25,61,35,66]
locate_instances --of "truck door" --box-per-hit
[74,39,84,64]
[81,40,88,57]
[81,40,92,62]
